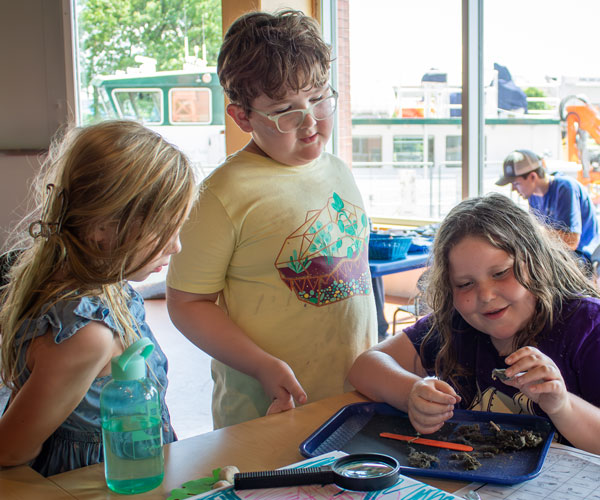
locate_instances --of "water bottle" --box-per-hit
[100,338,164,494]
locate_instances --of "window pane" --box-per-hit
[445,136,461,164]
[349,0,462,220]
[352,137,382,163]
[170,88,212,124]
[113,90,163,124]
[393,137,424,164]
[484,0,600,211]
[74,0,225,176]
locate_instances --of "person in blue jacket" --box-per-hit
[496,149,600,269]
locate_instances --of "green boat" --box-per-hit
[92,61,226,171]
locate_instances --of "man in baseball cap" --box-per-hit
[496,149,544,187]
[497,149,599,267]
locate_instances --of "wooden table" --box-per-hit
[0,465,75,499]
[15,392,467,499]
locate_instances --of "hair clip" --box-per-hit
[28,184,68,239]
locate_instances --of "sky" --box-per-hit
[349,0,600,110]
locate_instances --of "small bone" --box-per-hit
[489,421,501,432]
[491,368,510,381]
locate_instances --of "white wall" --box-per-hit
[0,154,41,249]
[0,1,72,249]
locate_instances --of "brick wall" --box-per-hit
[337,0,352,167]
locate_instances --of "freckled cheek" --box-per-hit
[453,295,475,315]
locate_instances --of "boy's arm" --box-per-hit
[554,230,580,250]
[166,287,307,407]
[551,181,582,250]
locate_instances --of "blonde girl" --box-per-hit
[0,120,195,475]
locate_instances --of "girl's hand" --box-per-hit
[257,357,307,415]
[407,378,461,434]
[504,346,568,416]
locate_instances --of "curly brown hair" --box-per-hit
[421,193,599,394]
[217,10,332,113]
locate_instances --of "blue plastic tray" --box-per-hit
[300,402,554,485]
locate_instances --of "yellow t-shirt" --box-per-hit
[167,150,377,428]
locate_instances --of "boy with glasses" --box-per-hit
[167,10,376,428]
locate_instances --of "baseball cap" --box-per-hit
[496,149,544,186]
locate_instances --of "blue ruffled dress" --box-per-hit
[9,285,176,476]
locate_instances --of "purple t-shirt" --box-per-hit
[404,297,600,444]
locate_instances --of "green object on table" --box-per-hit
[167,468,221,499]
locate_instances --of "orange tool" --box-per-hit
[379,432,473,452]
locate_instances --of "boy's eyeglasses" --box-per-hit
[250,88,338,133]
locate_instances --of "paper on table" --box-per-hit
[188,450,463,500]
[453,442,600,500]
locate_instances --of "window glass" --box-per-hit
[349,0,462,220]
[445,136,461,164]
[484,0,600,211]
[393,137,426,165]
[352,136,382,164]
[170,88,212,124]
[74,0,225,174]
[113,89,163,124]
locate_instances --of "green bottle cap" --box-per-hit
[111,337,154,381]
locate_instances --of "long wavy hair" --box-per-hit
[422,193,599,392]
[1,120,196,390]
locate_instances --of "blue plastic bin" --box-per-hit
[369,234,412,261]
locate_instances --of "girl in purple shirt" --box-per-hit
[349,193,600,454]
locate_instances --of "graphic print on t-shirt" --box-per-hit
[274,192,371,306]
[470,383,535,415]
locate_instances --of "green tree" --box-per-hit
[524,87,551,111]
[77,0,222,120]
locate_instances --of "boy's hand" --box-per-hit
[503,346,568,416]
[407,378,460,434]
[266,394,295,415]
[257,357,307,415]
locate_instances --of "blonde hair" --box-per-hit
[217,9,332,113]
[1,120,196,390]
[422,193,599,393]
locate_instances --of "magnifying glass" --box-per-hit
[234,453,400,492]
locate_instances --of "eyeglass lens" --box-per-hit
[277,95,337,132]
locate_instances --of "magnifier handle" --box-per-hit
[234,466,334,490]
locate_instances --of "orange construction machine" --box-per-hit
[559,95,600,179]
[559,95,600,203]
